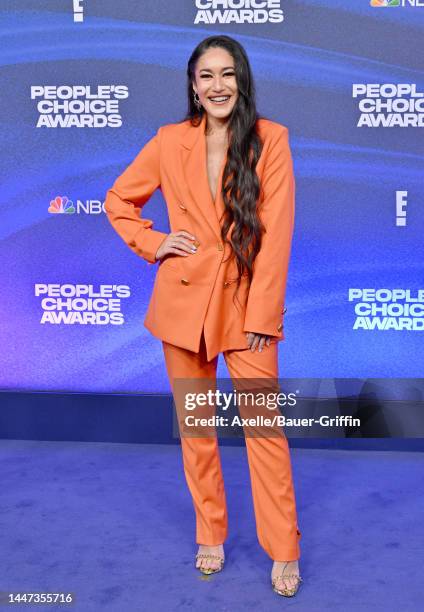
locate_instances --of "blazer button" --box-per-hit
[179,203,187,212]
[223,281,230,288]
[217,242,224,251]
[181,278,190,286]
[277,322,283,332]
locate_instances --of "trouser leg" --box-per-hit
[223,342,301,561]
[162,332,227,545]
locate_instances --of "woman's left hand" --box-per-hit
[245,332,271,352]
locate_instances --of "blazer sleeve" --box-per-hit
[104,128,168,265]
[243,126,295,338]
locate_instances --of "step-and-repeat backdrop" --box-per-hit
[1,1,423,398]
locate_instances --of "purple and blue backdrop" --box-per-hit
[1,1,423,435]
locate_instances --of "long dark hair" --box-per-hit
[184,35,264,308]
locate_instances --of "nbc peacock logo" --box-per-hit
[48,196,75,214]
[370,0,400,6]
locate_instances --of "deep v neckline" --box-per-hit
[208,155,226,204]
[204,131,228,205]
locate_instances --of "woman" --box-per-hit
[104,35,302,597]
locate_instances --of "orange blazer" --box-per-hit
[104,113,295,361]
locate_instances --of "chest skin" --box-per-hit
[206,133,228,203]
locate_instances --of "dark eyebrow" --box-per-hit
[199,66,235,73]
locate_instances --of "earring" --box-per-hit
[193,92,202,110]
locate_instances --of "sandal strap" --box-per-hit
[272,561,301,582]
[195,553,224,561]
[272,574,303,584]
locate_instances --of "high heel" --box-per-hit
[271,561,303,597]
[195,552,225,575]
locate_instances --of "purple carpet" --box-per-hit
[0,440,422,611]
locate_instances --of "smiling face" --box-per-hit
[192,47,238,121]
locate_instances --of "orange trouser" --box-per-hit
[162,330,301,562]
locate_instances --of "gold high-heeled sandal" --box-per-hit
[195,552,225,575]
[271,561,303,597]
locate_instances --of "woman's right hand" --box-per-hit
[155,230,198,262]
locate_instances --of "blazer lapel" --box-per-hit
[180,113,226,242]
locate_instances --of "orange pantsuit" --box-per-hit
[104,112,300,562]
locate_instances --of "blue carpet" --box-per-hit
[0,440,422,611]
